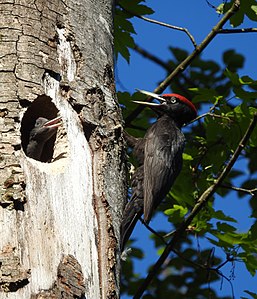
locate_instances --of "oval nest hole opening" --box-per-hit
[21,95,68,163]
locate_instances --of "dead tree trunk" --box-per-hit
[0,1,126,298]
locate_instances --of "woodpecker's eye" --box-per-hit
[170,98,177,104]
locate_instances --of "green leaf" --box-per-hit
[250,222,257,240]
[245,1,257,21]
[165,205,188,224]
[182,153,193,161]
[222,1,257,26]
[192,215,213,234]
[250,129,257,147]
[234,87,257,101]
[223,50,245,71]
[189,88,218,104]
[114,30,135,62]
[243,290,257,299]
[239,75,256,85]
[191,59,220,73]
[118,0,154,16]
[170,176,195,207]
[212,210,237,223]
[216,3,224,14]
[157,247,165,256]
[114,1,154,62]
[213,232,244,246]
[216,222,237,233]
[131,247,144,259]
[251,5,257,17]
[230,9,244,27]
[224,69,241,86]
[239,252,257,276]
[169,47,189,62]
[115,14,135,33]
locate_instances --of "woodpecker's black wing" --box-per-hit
[143,115,185,223]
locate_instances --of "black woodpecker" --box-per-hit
[121,90,197,251]
[26,116,62,160]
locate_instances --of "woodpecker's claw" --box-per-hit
[136,89,165,103]
[43,116,62,129]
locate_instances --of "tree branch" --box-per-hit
[133,112,257,299]
[191,112,232,124]
[140,218,168,245]
[125,0,240,126]
[134,14,197,48]
[133,44,169,70]
[219,28,257,34]
[220,183,257,196]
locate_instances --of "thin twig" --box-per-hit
[214,269,235,299]
[163,229,176,238]
[139,217,168,245]
[219,28,257,34]
[188,96,229,125]
[171,247,205,269]
[191,112,232,123]
[216,256,233,271]
[220,183,257,196]
[206,0,216,10]
[125,0,240,127]
[133,44,169,70]
[134,14,197,48]
[133,112,257,299]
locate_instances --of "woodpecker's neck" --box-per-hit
[158,114,183,129]
[152,115,185,147]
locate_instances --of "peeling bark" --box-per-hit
[0,1,126,298]
[0,245,30,292]
[31,255,86,298]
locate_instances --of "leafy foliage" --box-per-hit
[116,1,257,298]
[114,0,154,62]
[220,0,257,26]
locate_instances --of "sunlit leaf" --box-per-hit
[243,290,257,299]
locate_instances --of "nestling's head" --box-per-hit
[29,116,62,143]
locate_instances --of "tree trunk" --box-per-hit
[0,1,126,298]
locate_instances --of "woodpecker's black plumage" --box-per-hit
[121,90,197,251]
[26,116,62,160]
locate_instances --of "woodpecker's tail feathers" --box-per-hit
[120,198,143,252]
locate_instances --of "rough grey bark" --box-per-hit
[0,1,126,298]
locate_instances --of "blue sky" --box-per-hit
[117,1,257,298]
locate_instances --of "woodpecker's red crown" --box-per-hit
[162,93,197,117]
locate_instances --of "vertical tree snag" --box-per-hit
[0,1,126,298]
